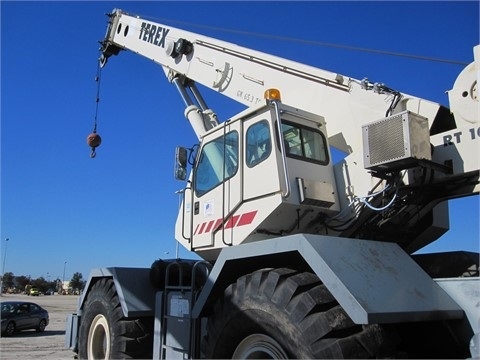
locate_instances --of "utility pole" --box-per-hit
[2,238,9,275]
[62,261,67,294]
[1,238,10,296]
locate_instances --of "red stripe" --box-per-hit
[224,215,240,229]
[237,211,257,226]
[205,220,215,232]
[195,211,258,235]
[213,219,223,231]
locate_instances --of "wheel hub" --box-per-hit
[87,314,110,359]
[232,334,288,359]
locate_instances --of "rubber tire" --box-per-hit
[4,321,16,337]
[204,268,397,359]
[77,278,152,359]
[36,319,47,332]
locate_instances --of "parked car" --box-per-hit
[0,301,49,336]
[29,287,39,296]
[45,289,54,295]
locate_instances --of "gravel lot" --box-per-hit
[0,294,79,359]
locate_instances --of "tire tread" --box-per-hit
[204,268,396,359]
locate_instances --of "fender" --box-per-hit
[78,267,156,318]
[192,234,464,324]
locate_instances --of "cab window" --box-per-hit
[282,121,329,164]
[246,120,271,167]
[194,131,239,196]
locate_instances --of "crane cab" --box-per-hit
[175,99,340,260]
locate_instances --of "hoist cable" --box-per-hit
[93,56,102,133]
[141,15,469,66]
[86,55,103,158]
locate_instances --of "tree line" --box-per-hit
[1,271,85,294]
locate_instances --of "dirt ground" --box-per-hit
[0,293,79,359]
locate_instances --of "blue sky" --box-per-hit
[1,1,479,282]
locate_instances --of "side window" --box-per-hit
[194,131,239,197]
[282,121,329,164]
[246,120,271,167]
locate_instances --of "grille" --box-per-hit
[362,111,430,171]
[366,114,405,166]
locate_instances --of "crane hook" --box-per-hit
[86,132,102,158]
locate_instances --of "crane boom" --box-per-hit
[100,9,477,153]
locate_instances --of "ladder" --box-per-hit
[153,260,211,359]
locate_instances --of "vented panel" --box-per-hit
[363,111,430,171]
[366,115,405,165]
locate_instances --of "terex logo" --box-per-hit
[139,22,170,47]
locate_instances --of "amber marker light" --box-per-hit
[264,88,281,101]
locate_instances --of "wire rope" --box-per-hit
[139,14,469,66]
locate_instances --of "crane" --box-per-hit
[66,9,479,359]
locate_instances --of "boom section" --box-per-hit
[100,9,457,155]
[101,9,348,105]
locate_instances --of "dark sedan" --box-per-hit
[1,301,49,336]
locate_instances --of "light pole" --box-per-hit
[2,238,9,275]
[1,238,9,296]
[62,261,67,294]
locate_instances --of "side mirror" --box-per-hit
[174,146,188,181]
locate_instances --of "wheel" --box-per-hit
[77,278,152,359]
[3,321,16,337]
[87,314,111,359]
[36,319,47,332]
[204,268,397,359]
[232,334,288,358]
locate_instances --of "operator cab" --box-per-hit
[175,92,340,260]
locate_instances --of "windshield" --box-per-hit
[194,131,239,196]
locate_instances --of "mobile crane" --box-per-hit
[66,8,479,359]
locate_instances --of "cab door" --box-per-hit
[189,120,242,250]
[243,113,281,201]
[188,106,284,252]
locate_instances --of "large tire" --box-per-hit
[77,278,152,359]
[204,268,397,359]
